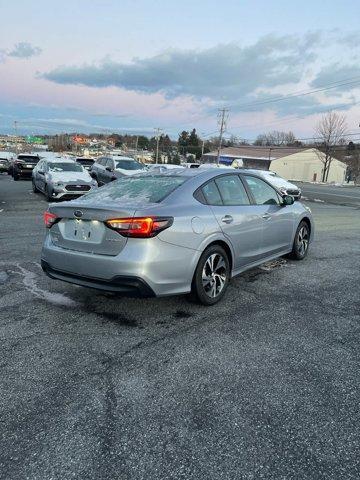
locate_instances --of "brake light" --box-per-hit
[105,217,173,238]
[43,211,58,228]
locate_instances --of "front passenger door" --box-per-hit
[242,175,295,257]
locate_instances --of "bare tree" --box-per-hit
[254,130,298,146]
[315,111,348,182]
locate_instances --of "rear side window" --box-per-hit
[215,175,250,206]
[202,181,222,205]
[244,175,280,205]
[80,175,187,204]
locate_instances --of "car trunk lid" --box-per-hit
[48,203,137,255]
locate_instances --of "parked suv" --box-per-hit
[0,152,14,174]
[75,157,95,171]
[12,153,40,180]
[90,155,146,186]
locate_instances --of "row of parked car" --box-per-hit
[1,151,302,202]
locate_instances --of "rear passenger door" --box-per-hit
[202,174,264,269]
[242,175,295,257]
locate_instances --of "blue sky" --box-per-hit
[0,0,359,138]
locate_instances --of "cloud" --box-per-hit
[310,64,360,94]
[7,42,42,59]
[42,33,318,102]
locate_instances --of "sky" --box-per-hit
[0,0,360,140]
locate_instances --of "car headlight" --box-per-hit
[54,182,64,187]
[91,179,98,186]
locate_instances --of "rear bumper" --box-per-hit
[41,260,155,297]
[41,234,200,296]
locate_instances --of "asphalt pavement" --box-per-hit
[298,182,360,208]
[1,174,360,480]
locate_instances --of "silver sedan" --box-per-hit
[41,169,314,305]
[32,158,98,201]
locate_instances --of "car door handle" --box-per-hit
[262,213,272,220]
[221,215,234,224]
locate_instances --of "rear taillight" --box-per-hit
[43,211,59,228]
[105,217,173,238]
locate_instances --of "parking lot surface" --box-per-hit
[1,174,360,480]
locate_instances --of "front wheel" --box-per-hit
[45,185,53,202]
[192,245,230,305]
[32,179,39,193]
[289,221,310,260]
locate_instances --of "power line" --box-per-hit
[230,77,360,111]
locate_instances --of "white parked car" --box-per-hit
[249,170,302,200]
[147,164,184,173]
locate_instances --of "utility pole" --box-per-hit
[154,127,162,164]
[14,121,19,155]
[216,108,229,166]
[135,135,139,160]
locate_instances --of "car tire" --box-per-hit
[32,179,39,193]
[191,245,230,306]
[289,221,310,260]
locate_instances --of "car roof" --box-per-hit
[138,167,267,181]
[18,153,40,157]
[44,157,76,163]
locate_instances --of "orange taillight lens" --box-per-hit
[43,211,58,228]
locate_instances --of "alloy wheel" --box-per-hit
[297,225,309,256]
[202,253,227,298]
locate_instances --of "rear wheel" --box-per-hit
[192,245,230,305]
[289,221,310,260]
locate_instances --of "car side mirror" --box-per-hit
[282,195,294,206]
[38,170,44,175]
[105,166,113,172]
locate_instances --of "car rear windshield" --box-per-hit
[76,159,94,165]
[18,155,39,163]
[81,175,187,204]
[115,160,145,170]
[49,162,83,172]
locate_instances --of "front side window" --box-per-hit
[105,159,114,170]
[244,175,280,205]
[215,175,250,206]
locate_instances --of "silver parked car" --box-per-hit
[41,169,314,305]
[32,157,98,201]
